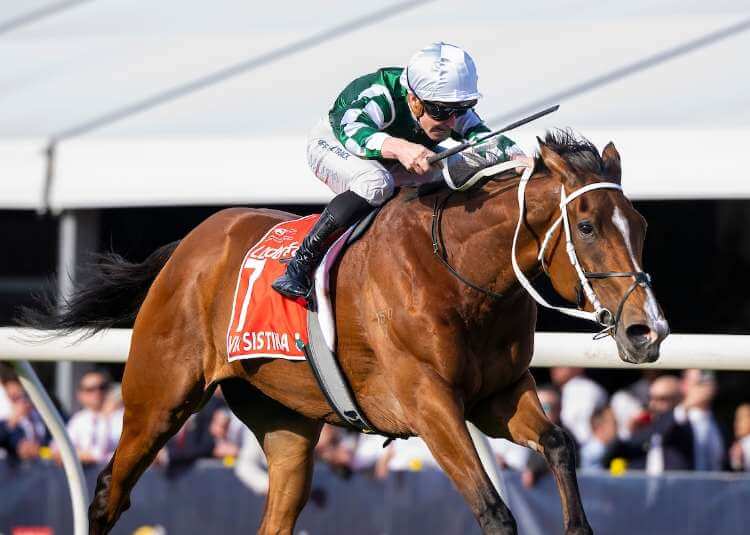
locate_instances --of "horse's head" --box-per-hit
[536,131,669,364]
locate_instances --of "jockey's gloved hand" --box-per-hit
[442,137,526,190]
[473,136,526,163]
[471,136,505,164]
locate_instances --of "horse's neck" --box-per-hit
[428,172,562,308]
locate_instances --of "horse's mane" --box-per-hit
[534,129,603,175]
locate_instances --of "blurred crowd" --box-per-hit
[3,364,750,492]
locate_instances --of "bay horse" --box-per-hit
[25,130,668,534]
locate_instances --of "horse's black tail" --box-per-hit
[17,240,180,338]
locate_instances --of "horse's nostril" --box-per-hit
[626,324,652,346]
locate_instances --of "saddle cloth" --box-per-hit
[226,214,352,362]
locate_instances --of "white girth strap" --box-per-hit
[510,161,623,325]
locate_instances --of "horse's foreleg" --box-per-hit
[404,376,517,535]
[470,371,592,535]
[221,380,323,535]
[89,344,207,535]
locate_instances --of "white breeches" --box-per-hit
[306,118,443,206]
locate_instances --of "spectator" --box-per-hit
[0,364,13,421]
[678,369,724,471]
[351,432,389,477]
[579,406,618,469]
[209,409,243,460]
[315,425,355,477]
[234,427,268,494]
[488,438,530,472]
[103,383,124,447]
[729,403,750,471]
[378,437,438,475]
[538,384,564,426]
[65,371,119,465]
[610,370,659,440]
[520,385,579,488]
[538,383,578,449]
[0,378,50,462]
[309,425,358,510]
[485,386,559,485]
[160,396,221,476]
[0,386,10,422]
[605,375,694,471]
[376,438,443,497]
[550,367,608,445]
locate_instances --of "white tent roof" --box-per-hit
[1,1,748,210]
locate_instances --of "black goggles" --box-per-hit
[405,67,476,120]
[421,99,477,121]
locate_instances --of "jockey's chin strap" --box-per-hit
[513,162,652,338]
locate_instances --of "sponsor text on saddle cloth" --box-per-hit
[226,215,320,362]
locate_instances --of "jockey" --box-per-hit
[273,42,530,300]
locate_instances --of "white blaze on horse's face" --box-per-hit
[611,207,664,325]
[567,177,669,364]
[538,135,669,364]
[598,199,670,363]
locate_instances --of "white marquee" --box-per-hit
[1,1,748,210]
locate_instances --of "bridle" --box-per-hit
[431,159,653,338]
[432,192,505,300]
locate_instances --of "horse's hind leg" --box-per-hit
[88,340,208,535]
[470,371,592,535]
[221,379,323,535]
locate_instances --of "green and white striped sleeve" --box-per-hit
[331,85,396,159]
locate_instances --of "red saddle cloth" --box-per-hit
[226,215,320,362]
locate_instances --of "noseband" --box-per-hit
[534,176,653,337]
[584,271,652,338]
[431,160,653,339]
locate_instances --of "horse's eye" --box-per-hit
[578,221,594,236]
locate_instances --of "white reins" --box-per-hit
[509,161,623,327]
[437,157,649,335]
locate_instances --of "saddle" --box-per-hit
[226,207,384,434]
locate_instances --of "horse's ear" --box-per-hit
[538,140,577,186]
[602,141,621,184]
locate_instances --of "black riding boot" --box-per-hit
[272,190,371,300]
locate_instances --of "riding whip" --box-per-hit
[427,104,560,165]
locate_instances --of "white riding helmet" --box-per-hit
[400,42,482,103]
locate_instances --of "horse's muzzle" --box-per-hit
[616,318,670,364]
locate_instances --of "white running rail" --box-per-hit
[2,326,749,535]
[2,328,749,369]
